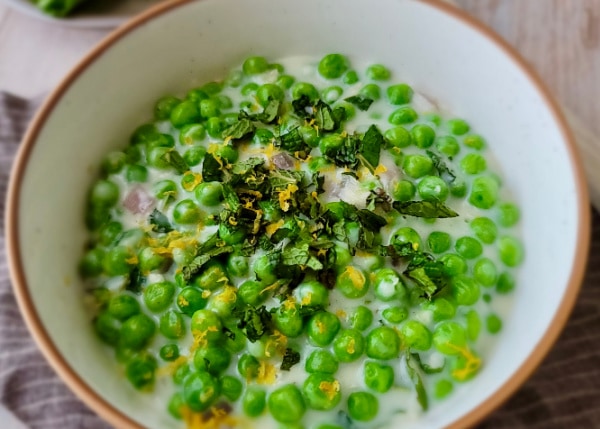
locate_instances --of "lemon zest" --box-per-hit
[278,183,299,212]
[182,172,203,192]
[319,380,341,401]
[257,360,277,385]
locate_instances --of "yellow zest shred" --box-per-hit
[215,286,237,304]
[265,219,285,237]
[282,297,297,312]
[202,290,212,299]
[344,266,365,291]
[257,360,277,385]
[316,320,326,334]
[182,172,203,192]
[190,330,208,352]
[317,248,328,257]
[336,309,347,319]
[347,338,356,354]
[260,281,282,295]
[301,292,313,306]
[412,242,420,251]
[228,216,238,226]
[448,344,482,381]
[177,295,190,308]
[181,405,240,429]
[278,183,299,212]
[125,255,139,265]
[311,191,318,199]
[374,164,388,175]
[319,380,341,401]
[265,330,288,357]
[223,136,233,145]
[157,355,188,377]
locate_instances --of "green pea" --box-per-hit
[254,253,278,284]
[466,309,481,342]
[306,350,339,374]
[144,281,176,313]
[498,202,520,227]
[253,128,275,145]
[335,265,369,299]
[124,164,148,183]
[433,321,468,355]
[469,176,499,209]
[436,136,461,157]
[107,294,140,321]
[225,69,243,88]
[470,217,498,244]
[185,88,209,103]
[343,70,359,84]
[294,280,329,307]
[196,261,228,291]
[440,253,468,277]
[101,151,126,175]
[359,83,381,100]
[450,349,481,381]
[473,258,497,286]
[349,306,373,331]
[194,181,223,207]
[102,246,134,276]
[94,313,120,345]
[243,56,269,75]
[402,154,433,178]
[365,64,390,80]
[183,372,220,411]
[365,326,400,360]
[385,126,412,148]
[391,226,423,249]
[461,153,487,175]
[198,99,219,119]
[130,123,160,145]
[382,306,407,325]
[168,392,186,419]
[391,180,416,202]
[335,101,355,120]
[194,345,231,375]
[170,100,201,128]
[190,310,222,342]
[387,83,413,105]
[221,375,243,401]
[125,353,157,390]
[98,221,122,246]
[241,82,259,96]
[318,54,348,79]
[214,144,239,163]
[154,95,180,120]
[373,268,405,302]
[153,179,177,202]
[214,94,233,110]
[412,124,436,148]
[427,297,456,322]
[173,199,201,224]
[276,74,296,89]
[434,379,454,399]
[268,384,306,423]
[79,248,105,278]
[159,344,179,362]
[145,133,175,150]
[401,320,432,351]
[237,280,266,306]
[463,134,486,150]
[138,247,170,274]
[451,275,480,306]
[177,287,207,316]
[447,119,470,135]
[299,125,319,147]
[159,310,186,340]
[487,314,503,334]
[200,81,223,96]
[119,313,155,350]
[454,236,482,260]
[425,231,451,254]
[303,373,341,411]
[183,146,206,167]
[258,200,282,222]
[389,107,418,124]
[205,117,224,138]
[257,83,285,107]
[238,353,260,380]
[257,390,288,416]
[498,236,524,267]
[307,311,341,346]
[291,82,319,100]
[347,391,378,422]
[319,134,345,157]
[451,179,468,198]
[364,361,394,393]
[224,255,248,279]
[333,329,365,362]
[89,180,119,207]
[172,363,191,385]
[146,147,171,169]
[273,305,304,338]
[496,271,515,294]
[418,175,449,201]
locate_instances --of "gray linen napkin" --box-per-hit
[0,92,598,429]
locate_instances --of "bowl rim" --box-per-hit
[5,0,591,428]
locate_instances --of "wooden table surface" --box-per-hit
[1,0,599,140]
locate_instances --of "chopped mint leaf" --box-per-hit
[345,95,374,111]
[202,153,224,182]
[222,118,256,140]
[160,150,188,174]
[393,200,459,218]
[234,305,273,343]
[278,127,306,152]
[359,125,384,169]
[406,352,429,411]
[148,209,173,233]
[281,348,301,371]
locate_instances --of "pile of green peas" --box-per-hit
[79,53,524,428]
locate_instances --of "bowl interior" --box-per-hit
[12,0,585,428]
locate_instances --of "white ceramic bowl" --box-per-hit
[6,0,590,428]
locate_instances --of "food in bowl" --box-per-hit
[78,53,523,428]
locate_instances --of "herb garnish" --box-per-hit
[281,348,301,371]
[234,305,273,342]
[160,150,188,174]
[345,95,374,111]
[406,352,429,411]
[393,200,459,218]
[148,209,173,233]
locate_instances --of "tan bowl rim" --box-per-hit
[5,0,591,428]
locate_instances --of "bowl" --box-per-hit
[5,0,590,428]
